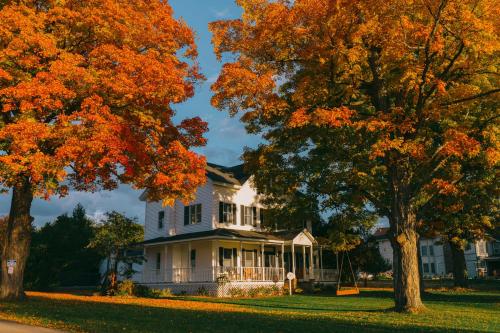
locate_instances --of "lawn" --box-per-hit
[0,289,498,332]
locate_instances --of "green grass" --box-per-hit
[0,289,499,332]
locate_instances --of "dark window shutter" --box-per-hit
[253,207,257,226]
[184,206,189,225]
[253,249,258,267]
[219,247,224,267]
[219,202,224,223]
[233,248,237,266]
[240,205,245,225]
[260,208,264,225]
[232,204,237,225]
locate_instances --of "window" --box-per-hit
[219,202,237,224]
[190,249,196,268]
[429,245,434,256]
[219,247,237,267]
[241,206,257,226]
[423,263,429,273]
[430,263,436,274]
[184,204,202,225]
[155,253,161,270]
[421,245,427,256]
[158,211,165,229]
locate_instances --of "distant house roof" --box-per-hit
[373,227,390,240]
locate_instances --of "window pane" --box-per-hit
[430,263,436,273]
[423,263,429,273]
[421,246,427,256]
[429,245,434,256]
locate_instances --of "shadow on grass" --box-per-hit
[1,294,492,333]
[355,289,500,305]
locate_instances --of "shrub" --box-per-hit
[117,279,135,296]
[197,286,209,296]
[228,287,246,298]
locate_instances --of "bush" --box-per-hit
[117,279,135,296]
[197,286,209,296]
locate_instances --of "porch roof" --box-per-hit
[141,228,285,246]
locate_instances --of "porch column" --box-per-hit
[281,243,285,280]
[164,245,168,283]
[187,242,191,282]
[309,245,314,281]
[302,245,306,279]
[239,241,243,281]
[261,243,265,281]
[320,245,324,281]
[291,241,296,275]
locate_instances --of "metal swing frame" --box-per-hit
[335,251,360,296]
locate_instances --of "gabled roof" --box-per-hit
[373,227,390,240]
[206,162,250,186]
[139,162,251,201]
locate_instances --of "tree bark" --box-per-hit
[449,241,468,288]
[1,178,33,300]
[388,164,425,313]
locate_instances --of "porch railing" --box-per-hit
[143,267,338,284]
[143,266,284,284]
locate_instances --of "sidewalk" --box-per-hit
[0,320,66,333]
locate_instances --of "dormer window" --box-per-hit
[219,202,237,224]
[158,211,165,229]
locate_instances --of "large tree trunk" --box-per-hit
[1,178,33,300]
[449,241,468,288]
[388,164,425,313]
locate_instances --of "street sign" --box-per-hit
[7,259,16,268]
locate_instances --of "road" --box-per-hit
[0,320,66,333]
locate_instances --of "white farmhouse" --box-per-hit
[139,163,335,295]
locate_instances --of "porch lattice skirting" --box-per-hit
[143,281,285,297]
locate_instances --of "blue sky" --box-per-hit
[0,1,261,226]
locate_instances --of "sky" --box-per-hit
[0,1,261,227]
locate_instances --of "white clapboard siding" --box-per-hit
[144,176,267,239]
[212,178,264,231]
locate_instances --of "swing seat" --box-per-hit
[336,288,359,296]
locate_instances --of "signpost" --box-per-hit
[7,259,16,275]
[286,272,295,296]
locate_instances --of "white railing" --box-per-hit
[143,267,284,284]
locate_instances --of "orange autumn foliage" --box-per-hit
[0,0,207,204]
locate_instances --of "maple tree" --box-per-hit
[0,0,207,300]
[210,0,499,312]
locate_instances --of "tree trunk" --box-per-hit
[1,178,33,300]
[449,241,468,288]
[388,164,425,312]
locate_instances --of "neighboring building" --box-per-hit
[139,163,335,296]
[373,227,493,279]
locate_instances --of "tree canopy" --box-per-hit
[210,0,499,311]
[0,0,207,203]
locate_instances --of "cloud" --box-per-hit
[212,8,230,18]
[0,185,144,228]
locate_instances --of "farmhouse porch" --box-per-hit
[141,228,337,287]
